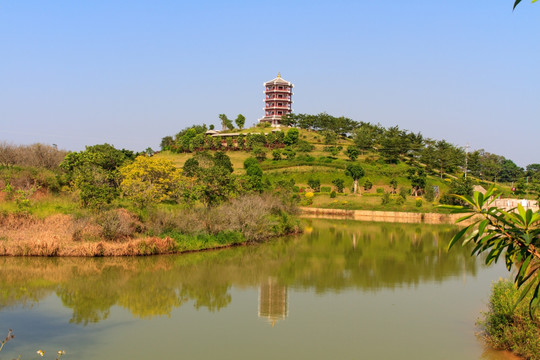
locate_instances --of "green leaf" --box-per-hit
[513,279,534,311]
[529,280,539,318]
[447,225,472,250]
[516,256,532,286]
[477,219,489,237]
[514,0,522,10]
[456,213,475,223]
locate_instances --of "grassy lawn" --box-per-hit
[306,192,447,213]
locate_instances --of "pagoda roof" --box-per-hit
[264,72,293,86]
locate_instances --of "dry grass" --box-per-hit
[0,212,176,256]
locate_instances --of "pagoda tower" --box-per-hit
[258,73,294,127]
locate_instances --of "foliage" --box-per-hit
[330,190,337,198]
[440,176,473,206]
[363,178,373,191]
[243,157,259,170]
[284,128,300,146]
[444,187,540,317]
[332,178,345,193]
[272,149,282,161]
[415,198,423,207]
[307,178,321,192]
[399,187,408,200]
[183,158,200,177]
[252,147,267,162]
[479,279,539,359]
[219,114,233,130]
[282,147,296,160]
[197,166,239,207]
[235,114,246,129]
[324,146,340,157]
[379,126,410,163]
[345,163,365,194]
[390,178,398,194]
[213,151,234,173]
[61,144,133,208]
[345,146,360,161]
[119,156,190,208]
[407,167,426,196]
[296,139,314,153]
[424,185,436,202]
[381,192,390,205]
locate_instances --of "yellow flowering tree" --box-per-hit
[120,156,191,208]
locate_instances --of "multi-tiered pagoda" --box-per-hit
[258,73,294,127]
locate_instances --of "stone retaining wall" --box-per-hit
[299,207,471,225]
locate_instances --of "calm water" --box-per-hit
[0,219,514,359]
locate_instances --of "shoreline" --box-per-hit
[299,207,473,225]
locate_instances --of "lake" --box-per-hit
[0,219,515,359]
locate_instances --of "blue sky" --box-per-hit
[1,1,538,166]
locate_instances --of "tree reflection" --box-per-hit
[0,220,480,324]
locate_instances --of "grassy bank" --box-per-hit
[0,194,301,257]
[479,279,539,360]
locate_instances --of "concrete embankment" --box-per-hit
[299,207,474,225]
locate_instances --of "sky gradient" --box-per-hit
[1,1,538,166]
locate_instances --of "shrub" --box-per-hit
[376,188,384,194]
[307,178,321,192]
[395,196,405,205]
[320,186,331,193]
[284,128,299,145]
[478,280,539,359]
[97,209,140,241]
[296,140,314,152]
[415,199,422,207]
[381,192,390,205]
[252,147,267,162]
[330,191,337,198]
[424,185,436,202]
[272,149,282,161]
[332,178,345,193]
[399,187,408,200]
[282,147,296,160]
[363,178,373,191]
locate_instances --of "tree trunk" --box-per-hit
[354,179,358,194]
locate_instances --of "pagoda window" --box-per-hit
[278,111,282,115]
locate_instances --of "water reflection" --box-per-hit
[258,277,288,326]
[0,220,478,325]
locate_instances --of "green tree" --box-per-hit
[363,178,373,191]
[272,149,282,161]
[219,114,233,131]
[308,178,321,192]
[198,166,238,207]
[332,178,345,193]
[284,128,300,146]
[440,176,473,206]
[235,114,246,129]
[407,167,426,196]
[282,147,296,160]
[345,163,365,194]
[213,151,234,173]
[160,136,174,151]
[445,187,540,317]
[183,158,200,177]
[345,146,360,161]
[379,126,410,163]
[60,144,130,208]
[390,178,398,194]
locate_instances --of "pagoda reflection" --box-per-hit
[258,277,288,326]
